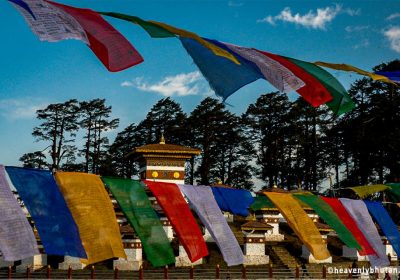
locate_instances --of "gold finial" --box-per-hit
[160,133,165,144]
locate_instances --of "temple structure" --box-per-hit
[128,136,202,267]
[128,135,201,184]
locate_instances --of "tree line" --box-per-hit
[20,60,400,191]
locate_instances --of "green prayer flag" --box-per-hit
[101,177,175,267]
[250,196,275,211]
[284,57,355,115]
[293,193,362,250]
[99,12,175,38]
[385,183,400,202]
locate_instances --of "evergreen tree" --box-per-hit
[19,151,48,169]
[32,99,79,171]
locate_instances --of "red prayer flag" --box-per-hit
[144,180,208,262]
[321,197,376,256]
[47,0,143,72]
[256,50,333,107]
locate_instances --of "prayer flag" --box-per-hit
[257,51,354,115]
[99,12,239,64]
[250,196,275,211]
[321,197,375,256]
[102,177,175,267]
[5,167,86,258]
[144,181,208,262]
[55,172,126,264]
[48,0,144,72]
[364,200,400,257]
[0,165,38,261]
[180,37,262,101]
[315,62,395,84]
[8,0,89,43]
[265,192,330,260]
[375,71,400,84]
[293,193,361,250]
[350,184,389,198]
[211,186,254,217]
[339,198,389,267]
[179,184,244,266]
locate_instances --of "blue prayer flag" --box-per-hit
[211,186,254,217]
[5,167,87,258]
[180,37,263,101]
[364,200,400,256]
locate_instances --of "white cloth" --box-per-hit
[179,184,244,266]
[224,43,305,93]
[9,0,89,43]
[339,198,389,268]
[0,165,38,261]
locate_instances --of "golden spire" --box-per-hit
[160,133,165,144]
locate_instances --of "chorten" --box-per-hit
[128,135,201,184]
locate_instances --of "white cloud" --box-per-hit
[0,98,47,120]
[345,25,369,33]
[228,1,243,7]
[384,26,400,53]
[353,39,370,49]
[122,71,209,97]
[387,13,400,21]
[257,5,357,30]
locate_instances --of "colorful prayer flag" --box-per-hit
[211,186,254,217]
[180,37,262,101]
[315,62,395,84]
[339,198,389,267]
[321,197,376,256]
[0,165,38,261]
[293,193,361,250]
[364,200,400,257]
[6,167,86,258]
[99,12,239,64]
[55,172,126,264]
[8,0,89,43]
[375,71,400,84]
[179,184,244,266]
[102,177,175,267]
[350,184,389,198]
[47,0,144,72]
[144,180,208,262]
[265,192,330,260]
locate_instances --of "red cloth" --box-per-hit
[144,181,208,262]
[256,50,333,107]
[321,197,376,256]
[47,1,143,72]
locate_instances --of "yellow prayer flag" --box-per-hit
[148,20,240,65]
[264,192,330,260]
[314,62,396,84]
[350,184,389,199]
[55,172,126,264]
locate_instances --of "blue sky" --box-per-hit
[0,0,399,166]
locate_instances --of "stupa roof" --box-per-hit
[241,221,273,231]
[128,135,201,158]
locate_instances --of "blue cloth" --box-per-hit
[375,71,400,83]
[180,37,263,101]
[8,0,36,19]
[5,167,86,258]
[364,200,400,256]
[211,186,254,216]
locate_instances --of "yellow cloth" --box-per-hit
[264,192,330,260]
[148,20,240,65]
[314,62,396,84]
[350,184,389,198]
[55,172,126,264]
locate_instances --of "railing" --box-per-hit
[0,264,374,279]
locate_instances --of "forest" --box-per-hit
[20,60,400,192]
